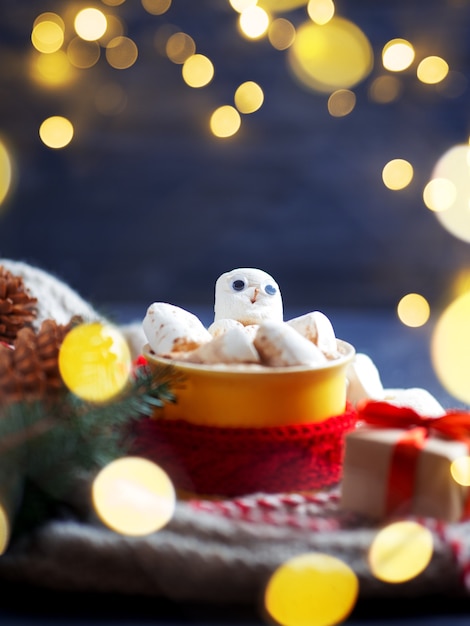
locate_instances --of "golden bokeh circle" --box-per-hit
[288,17,373,94]
[264,552,358,626]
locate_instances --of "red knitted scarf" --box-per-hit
[132,407,357,498]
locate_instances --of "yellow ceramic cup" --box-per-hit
[143,339,355,428]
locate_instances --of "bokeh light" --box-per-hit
[288,17,373,93]
[92,457,176,536]
[31,18,64,54]
[67,38,101,69]
[397,293,430,327]
[33,11,65,30]
[451,456,470,486]
[74,8,108,41]
[382,158,414,190]
[0,506,10,556]
[229,0,257,11]
[239,5,270,40]
[58,322,132,403]
[166,32,196,64]
[234,81,264,114]
[382,39,415,72]
[141,0,172,15]
[0,139,13,208]
[431,291,470,404]
[102,0,126,5]
[258,0,307,11]
[31,50,76,88]
[98,15,126,47]
[182,54,214,87]
[106,36,139,69]
[307,0,335,26]
[368,75,403,104]
[210,106,241,138]
[427,144,470,242]
[327,89,356,117]
[264,552,358,626]
[368,521,433,583]
[39,116,74,149]
[423,177,457,212]
[268,18,296,50]
[417,56,449,85]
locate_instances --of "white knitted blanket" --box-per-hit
[0,259,469,604]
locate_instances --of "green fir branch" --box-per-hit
[0,362,183,531]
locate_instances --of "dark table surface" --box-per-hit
[1,306,469,625]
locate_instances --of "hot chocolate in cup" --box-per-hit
[143,339,355,428]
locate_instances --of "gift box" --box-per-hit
[340,400,470,522]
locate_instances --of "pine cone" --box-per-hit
[0,265,37,344]
[0,317,80,405]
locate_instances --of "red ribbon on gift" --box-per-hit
[356,400,470,518]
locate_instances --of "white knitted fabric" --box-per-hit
[0,259,468,604]
[0,258,146,358]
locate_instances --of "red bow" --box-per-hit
[357,400,470,443]
[356,400,470,518]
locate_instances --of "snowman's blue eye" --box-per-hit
[264,283,277,296]
[231,278,246,291]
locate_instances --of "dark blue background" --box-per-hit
[1,0,470,314]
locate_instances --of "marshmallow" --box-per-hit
[186,326,261,365]
[287,311,338,358]
[254,321,327,367]
[208,318,244,338]
[214,268,283,326]
[346,353,385,406]
[143,302,212,355]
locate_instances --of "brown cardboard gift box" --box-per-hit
[340,401,470,522]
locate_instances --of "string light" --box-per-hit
[427,144,470,242]
[74,8,108,41]
[397,293,430,327]
[417,56,449,85]
[141,0,172,15]
[92,457,176,536]
[166,32,196,64]
[0,139,13,208]
[106,36,139,69]
[58,322,132,403]
[382,38,415,72]
[451,456,470,486]
[382,158,414,190]
[288,17,373,93]
[268,17,296,50]
[182,54,214,87]
[327,89,356,117]
[234,81,264,114]
[264,552,358,626]
[368,521,433,583]
[307,0,335,26]
[239,5,270,40]
[39,116,74,148]
[210,106,241,138]
[432,292,470,404]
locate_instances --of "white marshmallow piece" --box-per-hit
[254,321,327,367]
[214,268,283,326]
[208,318,244,338]
[346,353,385,407]
[143,302,212,356]
[186,326,261,365]
[287,311,338,358]
[383,387,446,418]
